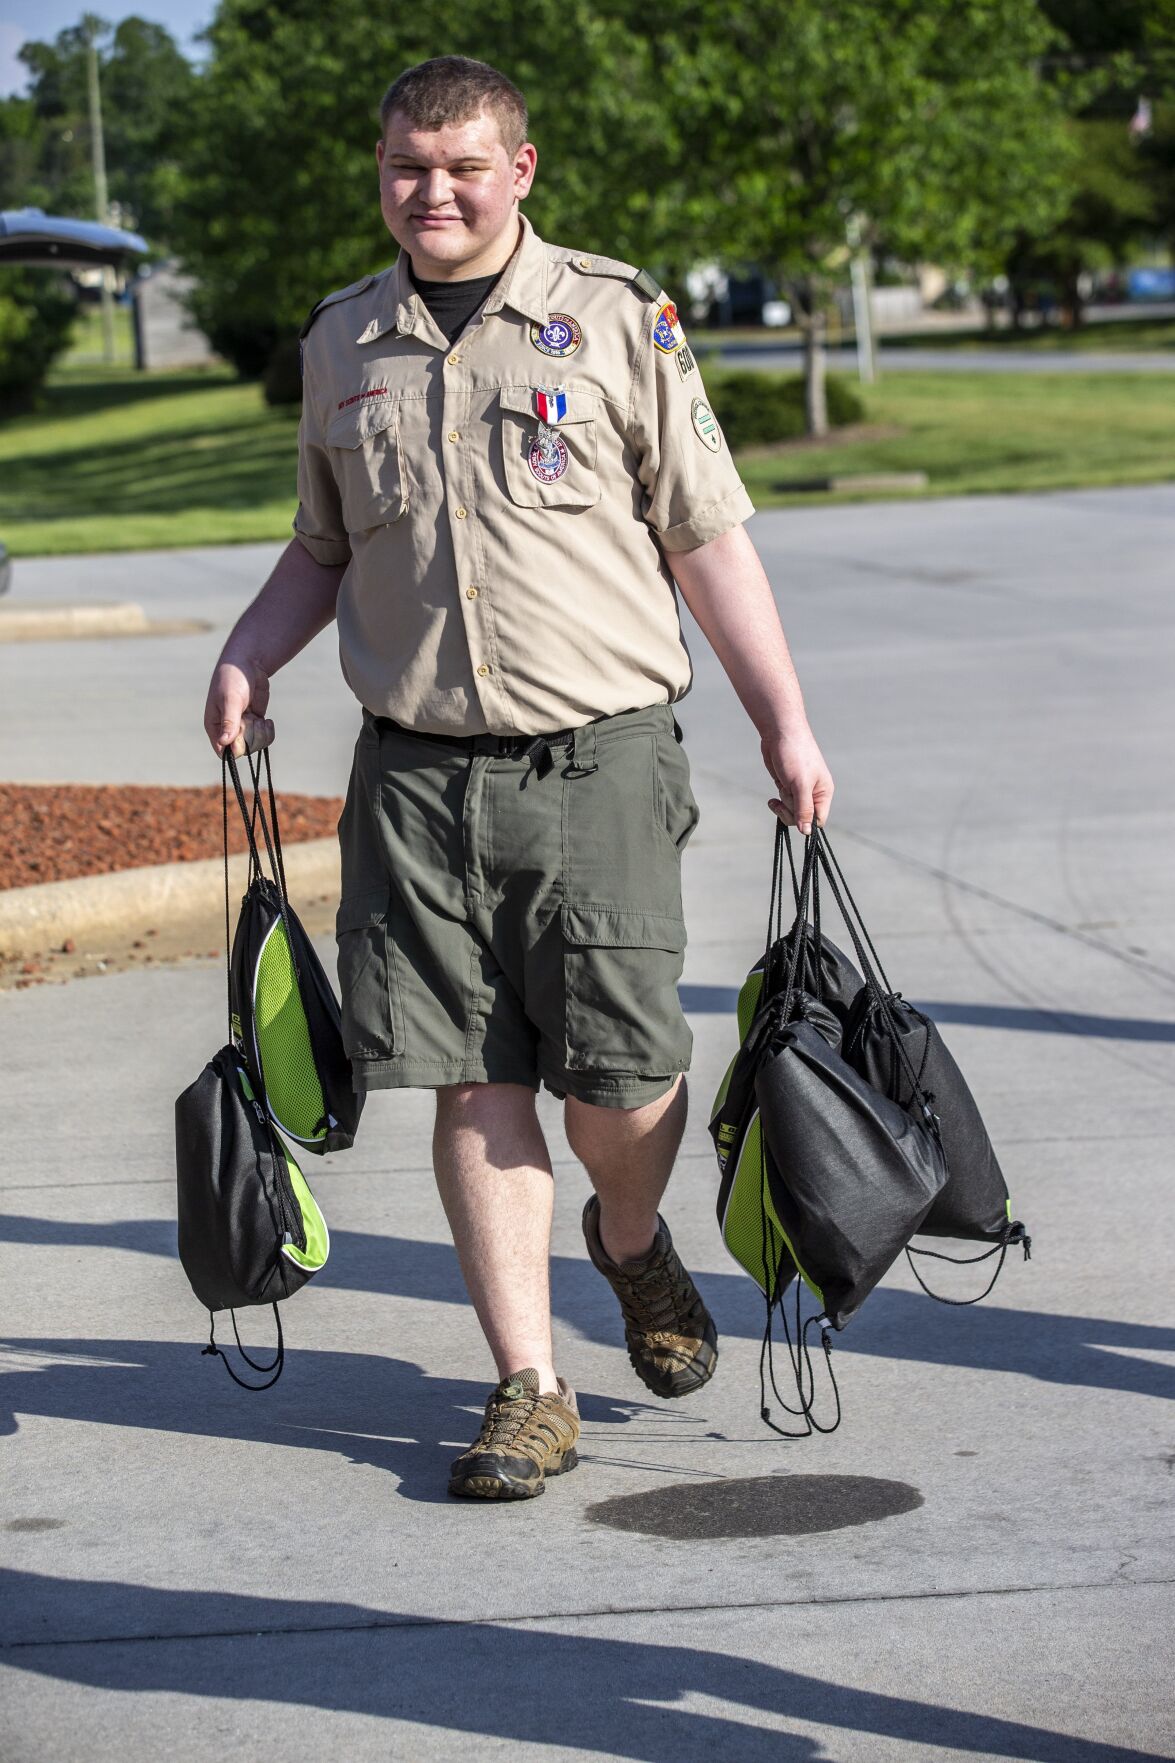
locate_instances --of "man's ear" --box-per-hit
[514,142,538,200]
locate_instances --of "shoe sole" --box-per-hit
[448,1447,579,1501]
[628,1331,718,1400]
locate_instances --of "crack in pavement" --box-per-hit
[4,1572,1174,1656]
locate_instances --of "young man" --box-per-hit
[204,56,834,1501]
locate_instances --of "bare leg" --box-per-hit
[564,1076,687,1264]
[432,1083,558,1392]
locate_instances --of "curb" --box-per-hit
[0,838,341,958]
[0,603,210,643]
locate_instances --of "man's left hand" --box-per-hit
[761,725,835,835]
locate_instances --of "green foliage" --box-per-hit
[705,370,863,448]
[0,17,195,238]
[0,270,76,412]
[263,337,304,407]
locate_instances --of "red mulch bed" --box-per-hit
[1,783,344,890]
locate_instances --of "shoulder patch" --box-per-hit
[299,274,376,341]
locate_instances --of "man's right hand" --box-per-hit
[204,656,275,759]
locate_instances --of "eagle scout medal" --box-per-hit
[530,314,582,358]
[528,429,569,483]
[691,397,722,452]
[652,301,687,354]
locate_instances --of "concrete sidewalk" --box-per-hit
[2,490,1174,1760]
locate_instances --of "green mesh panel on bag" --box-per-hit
[720,1113,823,1306]
[737,969,764,1041]
[234,1065,329,1275]
[281,1149,330,1273]
[252,918,327,1148]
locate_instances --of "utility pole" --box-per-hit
[84,17,116,365]
[845,213,876,386]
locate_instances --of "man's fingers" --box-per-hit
[230,712,275,758]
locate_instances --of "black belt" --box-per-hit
[372,715,579,779]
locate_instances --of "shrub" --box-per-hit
[262,335,304,408]
[703,368,864,448]
[0,271,77,414]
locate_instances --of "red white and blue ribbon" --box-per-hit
[534,387,568,425]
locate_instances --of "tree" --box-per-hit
[633,0,1077,432]
[0,16,194,237]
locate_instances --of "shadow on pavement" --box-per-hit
[4,1214,1174,1404]
[0,1566,1164,1763]
[0,1335,650,1503]
[680,986,1175,1042]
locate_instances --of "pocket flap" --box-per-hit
[335,888,390,935]
[499,386,597,424]
[562,904,686,951]
[326,399,398,448]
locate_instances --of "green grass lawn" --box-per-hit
[1,359,1172,555]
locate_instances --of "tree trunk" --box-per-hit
[804,308,828,438]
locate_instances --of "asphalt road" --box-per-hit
[2,487,1174,1760]
[718,342,1175,373]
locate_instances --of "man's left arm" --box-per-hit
[671,524,834,835]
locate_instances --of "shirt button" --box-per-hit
[466,587,479,599]
[447,352,461,365]
[455,507,468,520]
[577,257,591,269]
[447,430,460,442]
[476,663,491,677]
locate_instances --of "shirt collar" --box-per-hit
[354,212,548,346]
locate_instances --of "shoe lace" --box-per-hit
[613,1246,701,1341]
[478,1390,541,1452]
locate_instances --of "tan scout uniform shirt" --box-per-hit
[294,213,754,736]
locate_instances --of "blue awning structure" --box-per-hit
[0,210,149,270]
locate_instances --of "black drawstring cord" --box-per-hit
[905,1221,1032,1305]
[202,1305,285,1391]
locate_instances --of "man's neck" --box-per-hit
[408,211,522,284]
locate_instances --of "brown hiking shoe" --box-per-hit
[448,1369,580,1501]
[582,1196,718,1399]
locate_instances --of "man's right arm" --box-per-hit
[203,537,347,757]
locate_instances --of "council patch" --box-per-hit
[530,314,582,358]
[653,301,687,354]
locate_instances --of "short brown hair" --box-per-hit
[379,56,528,155]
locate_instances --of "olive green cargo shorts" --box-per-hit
[335,703,700,1108]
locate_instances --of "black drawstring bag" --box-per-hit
[225,750,362,1156]
[819,834,1031,1302]
[175,1045,329,1387]
[173,751,335,1390]
[752,828,948,1333]
[713,827,948,1437]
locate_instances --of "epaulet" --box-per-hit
[299,274,376,341]
[630,268,664,303]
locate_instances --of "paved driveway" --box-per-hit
[2,489,1173,1759]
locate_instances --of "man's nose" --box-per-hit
[420,170,455,207]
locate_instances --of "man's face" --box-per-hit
[376,108,537,279]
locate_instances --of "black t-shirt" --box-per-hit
[408,263,503,345]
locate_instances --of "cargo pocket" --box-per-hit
[499,387,601,510]
[335,889,403,1062]
[326,400,408,533]
[562,904,691,1074]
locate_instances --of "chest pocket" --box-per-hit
[499,387,601,511]
[326,399,408,533]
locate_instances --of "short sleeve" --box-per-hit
[292,345,352,567]
[629,296,755,553]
